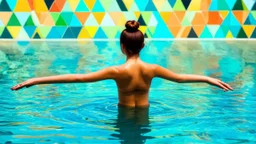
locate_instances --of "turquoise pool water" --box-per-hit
[0,40,256,143]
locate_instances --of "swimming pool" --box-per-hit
[0,40,256,143]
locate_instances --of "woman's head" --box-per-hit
[120,20,145,56]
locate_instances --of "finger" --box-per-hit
[219,81,233,91]
[217,83,229,91]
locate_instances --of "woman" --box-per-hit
[11,20,233,107]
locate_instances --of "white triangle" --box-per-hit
[31,11,40,26]
[17,27,29,40]
[148,13,158,26]
[124,12,137,21]
[107,1,121,11]
[101,13,115,26]
[0,20,3,26]
[84,13,99,26]
[208,25,219,37]
[130,2,139,11]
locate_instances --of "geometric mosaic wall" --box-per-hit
[0,0,256,39]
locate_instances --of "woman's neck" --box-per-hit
[126,54,140,62]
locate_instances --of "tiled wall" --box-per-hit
[0,0,256,39]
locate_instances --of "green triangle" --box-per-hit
[182,15,191,26]
[147,26,156,36]
[250,11,256,19]
[218,0,230,10]
[37,26,51,38]
[7,13,21,26]
[129,2,139,11]
[141,12,152,25]
[0,26,4,36]
[102,26,119,38]
[99,0,112,11]
[237,28,247,38]
[25,16,35,26]
[173,0,185,10]
[56,15,67,26]
[51,13,60,23]
[161,0,173,11]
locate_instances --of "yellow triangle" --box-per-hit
[226,31,233,38]
[68,0,80,11]
[33,28,42,38]
[118,13,126,26]
[92,12,105,24]
[123,0,134,10]
[152,0,165,11]
[7,26,21,38]
[134,12,140,19]
[139,26,147,34]
[78,27,90,38]
[219,11,229,19]
[34,0,48,12]
[84,0,96,11]
[242,25,255,38]
[85,26,98,38]
[14,0,31,12]
[188,0,202,10]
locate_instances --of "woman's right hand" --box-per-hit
[11,79,36,91]
[207,77,233,91]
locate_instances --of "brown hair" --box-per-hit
[120,20,144,55]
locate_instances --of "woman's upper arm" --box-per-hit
[79,66,119,82]
[153,65,182,82]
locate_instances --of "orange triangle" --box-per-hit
[36,12,47,24]
[109,12,123,25]
[181,26,191,38]
[233,11,249,24]
[192,12,206,25]
[55,0,66,11]
[92,12,105,24]
[168,26,181,38]
[174,11,185,23]
[208,12,223,25]
[50,2,61,12]
[27,0,34,10]
[193,26,205,37]
[43,13,55,26]
[0,12,12,25]
[134,12,140,19]
[75,12,90,25]
[201,0,211,11]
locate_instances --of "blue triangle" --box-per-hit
[76,0,89,12]
[250,28,256,38]
[63,27,75,38]
[55,26,67,38]
[168,0,176,7]
[226,0,237,10]
[145,0,157,11]
[230,26,241,37]
[245,13,256,25]
[70,27,81,38]
[154,24,173,38]
[215,27,225,38]
[230,12,240,26]
[222,13,230,26]
[134,0,148,11]
[6,0,17,11]
[24,26,36,38]
[92,0,105,12]
[115,29,122,38]
[94,27,107,38]
[47,27,61,38]
[209,0,218,10]
[61,12,73,25]
[200,26,213,38]
[69,14,82,26]
[15,12,30,26]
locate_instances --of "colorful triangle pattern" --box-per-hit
[0,0,255,39]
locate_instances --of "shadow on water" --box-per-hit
[108,105,154,144]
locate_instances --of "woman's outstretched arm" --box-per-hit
[11,67,119,91]
[153,65,233,91]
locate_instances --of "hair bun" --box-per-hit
[125,20,140,32]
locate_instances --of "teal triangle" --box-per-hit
[55,26,67,38]
[250,28,256,38]
[15,12,30,26]
[76,0,89,12]
[200,26,213,38]
[134,0,148,11]
[221,26,230,36]
[47,27,61,38]
[209,0,218,10]
[222,13,230,26]
[230,12,240,26]
[92,0,105,12]
[226,0,237,10]
[70,27,81,38]
[62,1,72,12]
[154,24,173,38]
[69,14,82,26]
[245,13,256,25]
[0,0,11,11]
[115,29,122,38]
[61,12,73,25]
[24,26,36,38]
[0,27,12,38]
[33,32,40,39]
[218,0,230,10]
[6,0,17,11]
[94,27,107,38]
[230,26,241,37]
[215,27,225,38]
[63,27,75,38]
[145,0,157,11]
